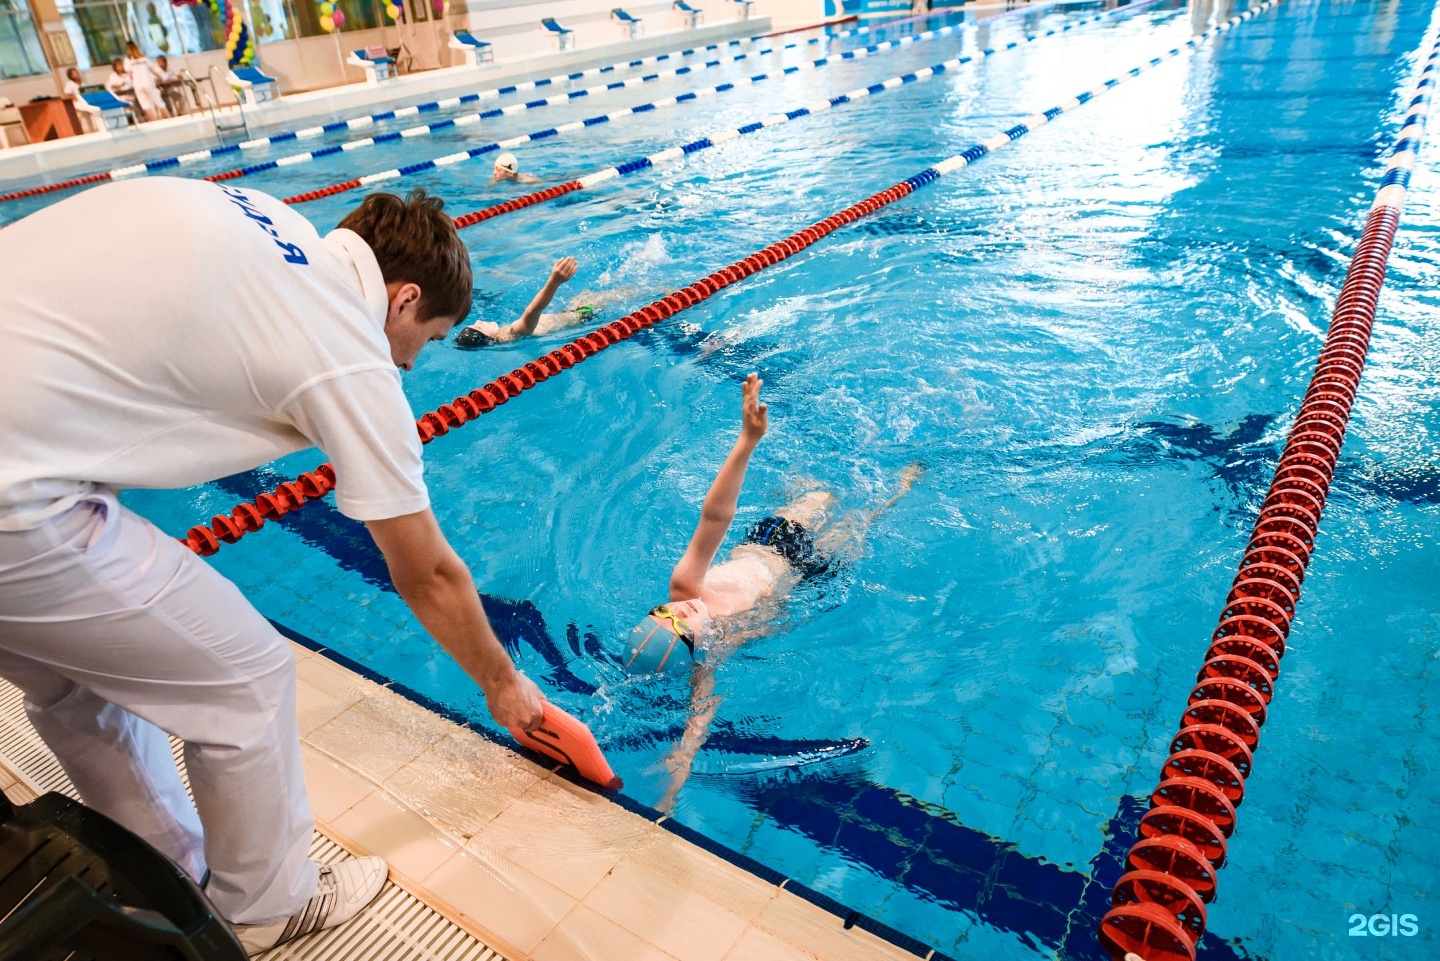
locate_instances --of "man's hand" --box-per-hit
[367,510,545,731]
[741,372,768,443]
[487,671,545,731]
[549,256,578,286]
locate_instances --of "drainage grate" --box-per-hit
[0,678,510,961]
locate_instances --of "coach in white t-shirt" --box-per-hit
[0,178,542,954]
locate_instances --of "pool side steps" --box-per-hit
[447,0,1166,229]
[180,0,1282,562]
[0,11,924,207]
[277,8,999,205]
[1097,11,1440,961]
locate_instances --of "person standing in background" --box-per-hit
[124,40,169,121]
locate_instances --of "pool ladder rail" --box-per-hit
[183,66,249,144]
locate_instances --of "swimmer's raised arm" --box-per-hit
[503,256,577,339]
[669,373,768,601]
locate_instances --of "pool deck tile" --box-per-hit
[295,675,363,736]
[382,731,541,838]
[532,905,680,961]
[724,925,826,961]
[0,753,37,804]
[300,748,377,823]
[754,890,929,961]
[330,788,462,882]
[290,645,944,961]
[424,846,577,956]
[519,770,665,846]
[306,694,441,782]
[630,825,779,921]
[471,794,632,899]
[583,858,749,961]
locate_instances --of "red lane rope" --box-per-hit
[282,180,366,204]
[180,178,918,555]
[1097,208,1400,961]
[0,172,112,205]
[752,13,859,39]
[1096,24,1440,957]
[451,182,584,228]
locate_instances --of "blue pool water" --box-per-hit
[14,0,1440,956]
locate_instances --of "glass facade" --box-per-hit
[0,0,48,78]
[1,0,448,81]
[52,0,224,70]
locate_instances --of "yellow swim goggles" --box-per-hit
[622,605,696,675]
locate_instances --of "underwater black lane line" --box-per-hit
[211,467,597,696]
[747,780,1264,959]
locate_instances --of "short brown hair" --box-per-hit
[338,189,472,323]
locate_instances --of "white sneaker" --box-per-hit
[232,855,388,956]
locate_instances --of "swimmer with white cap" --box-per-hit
[489,152,542,185]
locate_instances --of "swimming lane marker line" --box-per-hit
[449,0,1164,229]
[0,12,923,206]
[277,14,988,204]
[277,0,1099,203]
[180,0,1280,557]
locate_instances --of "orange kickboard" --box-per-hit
[508,702,623,790]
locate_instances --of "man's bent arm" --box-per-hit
[367,509,543,730]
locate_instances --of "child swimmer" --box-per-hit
[624,374,923,809]
[454,256,627,349]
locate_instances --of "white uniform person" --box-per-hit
[0,178,543,954]
[124,40,168,121]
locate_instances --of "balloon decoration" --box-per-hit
[316,0,345,32]
[207,0,255,67]
[431,0,447,16]
[384,0,402,23]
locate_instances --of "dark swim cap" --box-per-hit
[454,326,496,350]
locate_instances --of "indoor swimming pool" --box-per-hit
[5,0,1438,957]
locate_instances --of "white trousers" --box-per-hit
[0,492,318,924]
[131,79,166,116]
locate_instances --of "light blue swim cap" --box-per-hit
[622,606,696,675]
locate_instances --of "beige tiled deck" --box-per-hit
[0,644,932,960]
[289,643,930,961]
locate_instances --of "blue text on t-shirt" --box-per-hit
[218,184,309,266]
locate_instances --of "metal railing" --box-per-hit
[185,65,248,143]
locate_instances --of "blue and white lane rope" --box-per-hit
[281,1,1107,204]
[181,1,1280,557]
[1369,38,1438,215]
[0,12,920,205]
[910,0,1283,182]
[233,14,985,198]
[446,0,1163,227]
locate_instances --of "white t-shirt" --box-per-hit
[0,177,430,531]
[126,57,160,93]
